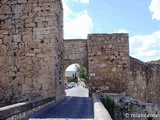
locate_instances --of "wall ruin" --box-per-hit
[129,57,160,105]
[0,0,64,106]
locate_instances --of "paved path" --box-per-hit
[65,85,89,97]
[24,86,93,120]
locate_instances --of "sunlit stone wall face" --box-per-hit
[87,34,130,93]
[0,0,64,106]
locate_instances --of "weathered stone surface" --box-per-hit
[129,57,160,105]
[63,39,88,70]
[100,93,160,120]
[0,96,56,120]
[0,0,64,107]
[87,34,130,93]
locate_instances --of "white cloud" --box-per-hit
[71,0,89,4]
[114,29,129,33]
[62,0,93,39]
[62,0,73,21]
[80,0,89,4]
[130,31,160,61]
[135,50,157,57]
[149,0,160,21]
[64,10,93,39]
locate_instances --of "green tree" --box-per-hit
[76,65,88,83]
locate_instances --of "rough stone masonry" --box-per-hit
[63,39,88,70]
[87,34,130,93]
[0,0,64,106]
[129,57,160,105]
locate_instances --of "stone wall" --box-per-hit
[63,39,88,70]
[0,96,56,120]
[129,57,160,105]
[0,0,64,106]
[87,34,130,93]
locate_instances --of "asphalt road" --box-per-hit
[24,86,93,120]
[65,85,89,97]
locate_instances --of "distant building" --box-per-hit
[65,71,77,77]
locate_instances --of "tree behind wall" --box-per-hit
[76,65,88,83]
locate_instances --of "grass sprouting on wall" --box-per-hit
[100,96,116,120]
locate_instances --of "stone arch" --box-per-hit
[63,39,88,88]
[63,39,88,73]
[64,60,88,73]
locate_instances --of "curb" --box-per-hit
[92,93,112,120]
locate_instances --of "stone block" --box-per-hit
[0,5,11,14]
[14,34,21,42]
[25,22,36,28]
[26,53,35,57]
[18,0,27,4]
[13,5,23,14]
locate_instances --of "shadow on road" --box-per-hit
[24,96,94,120]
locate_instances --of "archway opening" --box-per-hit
[64,63,89,97]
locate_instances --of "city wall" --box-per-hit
[0,0,160,109]
[0,0,64,107]
[87,34,130,93]
[129,57,160,105]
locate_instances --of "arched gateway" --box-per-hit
[64,34,130,94]
[64,39,88,70]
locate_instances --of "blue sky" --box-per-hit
[62,0,160,64]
